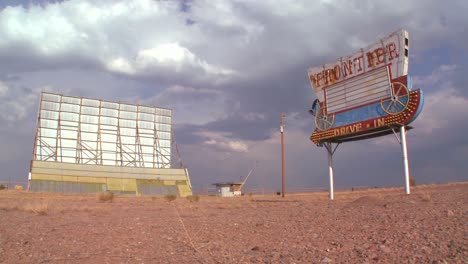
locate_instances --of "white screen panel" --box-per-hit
[82,98,100,107]
[81,115,99,124]
[326,66,391,114]
[41,110,59,120]
[35,92,173,168]
[61,130,78,139]
[40,128,57,137]
[41,119,58,129]
[62,96,80,105]
[140,137,153,146]
[81,123,98,133]
[102,142,116,151]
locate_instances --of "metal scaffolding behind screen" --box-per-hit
[33,92,172,168]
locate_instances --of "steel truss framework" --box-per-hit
[33,92,173,168]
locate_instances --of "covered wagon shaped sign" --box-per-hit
[307,29,424,200]
[308,29,424,145]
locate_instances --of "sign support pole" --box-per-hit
[400,126,410,194]
[327,143,334,200]
[280,113,285,198]
[324,142,340,200]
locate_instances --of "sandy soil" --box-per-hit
[0,183,466,263]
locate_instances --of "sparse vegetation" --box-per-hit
[0,184,5,190]
[186,195,200,202]
[23,202,48,215]
[0,182,466,263]
[164,194,177,202]
[97,191,114,202]
[421,192,431,202]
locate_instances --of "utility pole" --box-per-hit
[280,113,285,198]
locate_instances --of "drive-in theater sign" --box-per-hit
[308,29,424,199]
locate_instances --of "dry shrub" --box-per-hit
[421,192,431,202]
[23,202,48,215]
[0,204,19,211]
[76,205,110,215]
[0,184,5,190]
[186,195,200,202]
[97,191,114,202]
[14,185,23,191]
[164,194,177,202]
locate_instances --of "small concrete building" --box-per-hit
[213,182,243,197]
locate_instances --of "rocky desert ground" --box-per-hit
[0,182,466,263]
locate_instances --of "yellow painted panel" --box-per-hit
[77,176,106,184]
[177,185,193,197]
[164,180,176,186]
[106,178,122,190]
[121,179,137,192]
[32,174,62,181]
[62,176,78,182]
[176,180,188,185]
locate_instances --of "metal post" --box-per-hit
[400,126,410,194]
[325,143,334,200]
[324,142,339,200]
[280,113,285,198]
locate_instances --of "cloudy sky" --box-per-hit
[0,0,467,193]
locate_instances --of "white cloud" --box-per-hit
[106,42,236,76]
[0,87,39,125]
[137,84,235,125]
[0,0,465,85]
[196,130,249,153]
[414,87,468,134]
[0,81,9,97]
[106,57,136,75]
[412,64,457,87]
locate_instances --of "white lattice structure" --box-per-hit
[34,92,172,168]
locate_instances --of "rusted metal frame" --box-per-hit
[161,116,172,167]
[153,110,162,168]
[97,100,103,165]
[152,110,157,168]
[38,138,57,161]
[154,146,170,167]
[117,103,124,166]
[56,95,63,162]
[120,143,137,166]
[171,126,184,168]
[33,92,43,161]
[79,141,99,164]
[76,97,83,164]
[136,106,144,167]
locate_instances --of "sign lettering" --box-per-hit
[310,42,400,89]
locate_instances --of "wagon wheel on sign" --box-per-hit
[315,107,335,131]
[380,82,410,115]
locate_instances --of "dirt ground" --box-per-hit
[0,183,466,263]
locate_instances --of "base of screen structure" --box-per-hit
[320,125,412,200]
